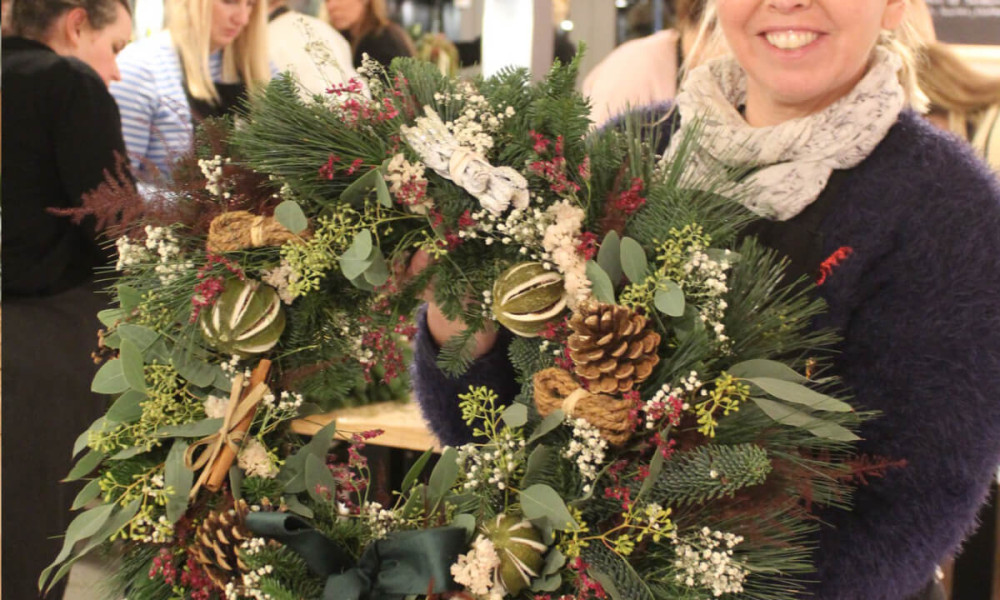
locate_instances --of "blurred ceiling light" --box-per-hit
[560,19,574,32]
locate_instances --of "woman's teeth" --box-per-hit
[765,31,819,50]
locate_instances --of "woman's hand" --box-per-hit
[407,249,499,359]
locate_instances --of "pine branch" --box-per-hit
[583,542,655,600]
[648,444,772,507]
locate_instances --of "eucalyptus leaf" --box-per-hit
[74,416,108,458]
[528,410,565,444]
[274,200,309,234]
[427,446,459,502]
[165,440,193,523]
[542,547,566,575]
[41,500,140,593]
[120,339,146,393]
[747,377,852,412]
[501,403,528,428]
[451,513,477,539]
[170,347,217,388]
[588,569,621,600]
[116,324,160,353]
[363,250,390,287]
[46,502,115,567]
[375,173,392,208]
[230,465,245,501]
[101,331,121,349]
[65,450,105,481]
[520,484,578,531]
[752,397,859,441]
[673,304,704,342]
[347,271,376,291]
[92,359,128,394]
[279,420,338,492]
[653,280,685,317]
[110,446,146,460]
[284,495,315,519]
[586,261,615,304]
[97,308,125,328]
[401,449,434,493]
[729,359,809,384]
[531,574,562,592]
[118,284,142,312]
[620,237,649,283]
[305,453,339,503]
[71,479,103,511]
[340,168,380,206]
[154,418,224,439]
[637,445,666,502]
[597,231,623,285]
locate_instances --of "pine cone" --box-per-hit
[190,498,254,589]
[567,302,660,394]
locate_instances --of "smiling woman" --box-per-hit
[412,1,1000,599]
[110,0,271,179]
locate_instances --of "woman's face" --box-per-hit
[325,0,368,33]
[210,0,256,51]
[716,0,906,125]
[75,3,132,85]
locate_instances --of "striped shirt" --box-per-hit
[110,32,224,178]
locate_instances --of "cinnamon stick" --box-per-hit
[205,359,272,492]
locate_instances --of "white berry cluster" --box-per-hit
[434,83,515,157]
[224,564,275,600]
[262,389,304,416]
[144,225,193,284]
[361,501,398,540]
[198,155,231,198]
[541,200,590,309]
[564,417,607,494]
[682,248,734,349]
[673,527,748,597]
[114,235,149,271]
[456,429,525,493]
[643,372,700,429]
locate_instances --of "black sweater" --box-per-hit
[2,37,127,296]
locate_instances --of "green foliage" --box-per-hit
[647,444,772,507]
[508,336,555,384]
[583,542,654,600]
[241,475,285,505]
[247,545,325,600]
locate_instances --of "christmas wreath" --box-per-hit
[44,55,873,600]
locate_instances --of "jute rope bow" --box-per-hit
[185,360,271,498]
[533,367,634,446]
[206,211,303,252]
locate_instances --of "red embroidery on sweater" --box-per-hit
[816,246,854,286]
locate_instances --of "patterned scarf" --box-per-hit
[664,46,905,221]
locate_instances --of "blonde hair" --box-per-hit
[918,42,1000,136]
[691,0,928,112]
[168,0,270,105]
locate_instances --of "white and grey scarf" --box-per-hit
[664,46,905,221]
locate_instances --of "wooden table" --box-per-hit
[290,400,441,453]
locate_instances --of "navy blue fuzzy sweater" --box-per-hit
[411,111,1000,600]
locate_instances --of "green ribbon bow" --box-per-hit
[246,512,467,600]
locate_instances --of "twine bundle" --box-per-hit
[533,367,634,445]
[206,211,303,252]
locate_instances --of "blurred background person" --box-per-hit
[582,0,714,127]
[268,0,360,99]
[322,0,414,69]
[111,0,270,180]
[1,1,132,597]
[1,0,13,36]
[919,43,1000,170]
